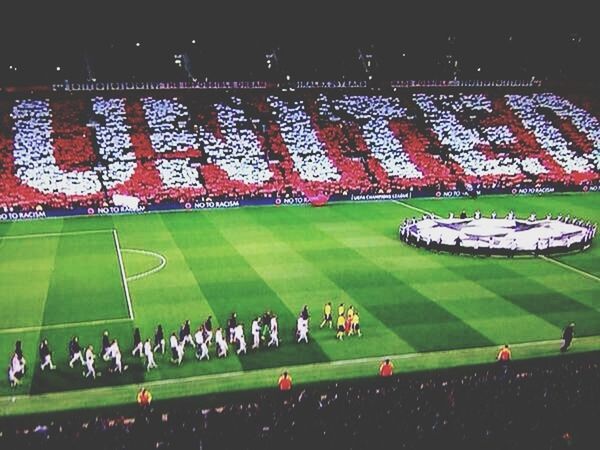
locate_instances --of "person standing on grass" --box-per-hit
[336,314,346,340]
[83,345,97,379]
[235,323,247,355]
[143,338,157,371]
[195,326,209,361]
[268,315,279,348]
[215,327,228,357]
[8,352,25,387]
[497,344,512,363]
[227,313,237,344]
[101,330,111,361]
[251,317,261,350]
[379,359,393,377]
[154,324,165,354]
[137,387,152,407]
[561,323,575,352]
[39,339,56,371]
[352,310,362,337]
[297,316,309,343]
[69,336,84,368]
[132,328,143,357]
[181,320,194,348]
[170,332,180,364]
[320,302,333,328]
[278,371,292,391]
[204,315,213,346]
[107,339,127,373]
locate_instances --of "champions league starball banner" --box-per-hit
[403,217,594,254]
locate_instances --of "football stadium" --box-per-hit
[0,5,599,449]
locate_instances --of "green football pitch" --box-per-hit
[0,193,599,416]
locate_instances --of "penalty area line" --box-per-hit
[112,229,134,320]
[539,255,600,283]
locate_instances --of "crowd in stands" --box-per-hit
[1,352,598,449]
[0,91,598,212]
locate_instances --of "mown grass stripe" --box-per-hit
[162,211,331,371]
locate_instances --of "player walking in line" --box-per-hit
[297,316,309,343]
[336,314,345,340]
[268,315,279,348]
[154,324,165,354]
[215,327,228,357]
[195,326,210,361]
[132,328,143,357]
[101,330,111,361]
[352,310,362,337]
[235,323,247,355]
[83,345,97,379]
[300,304,310,320]
[252,318,261,349]
[8,352,25,387]
[181,320,194,348]
[204,315,213,346]
[68,336,84,368]
[320,302,333,328]
[338,303,345,318]
[39,339,56,371]
[170,333,183,365]
[227,313,238,344]
[69,336,85,368]
[143,338,157,371]
[107,339,127,373]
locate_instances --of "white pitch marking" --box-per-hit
[540,255,600,283]
[393,200,440,218]
[112,229,134,319]
[122,248,167,281]
[0,317,131,335]
[0,229,114,240]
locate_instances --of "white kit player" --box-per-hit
[195,327,209,361]
[83,345,97,379]
[234,324,247,355]
[215,328,228,358]
[251,318,261,349]
[144,338,157,371]
[268,315,279,347]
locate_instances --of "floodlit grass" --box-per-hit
[0,192,598,416]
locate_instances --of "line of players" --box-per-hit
[8,311,282,386]
[8,304,361,387]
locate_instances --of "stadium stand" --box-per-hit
[0,91,598,214]
[1,353,598,450]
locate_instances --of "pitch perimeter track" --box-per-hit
[1,335,599,417]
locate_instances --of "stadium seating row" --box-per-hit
[0,91,598,211]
